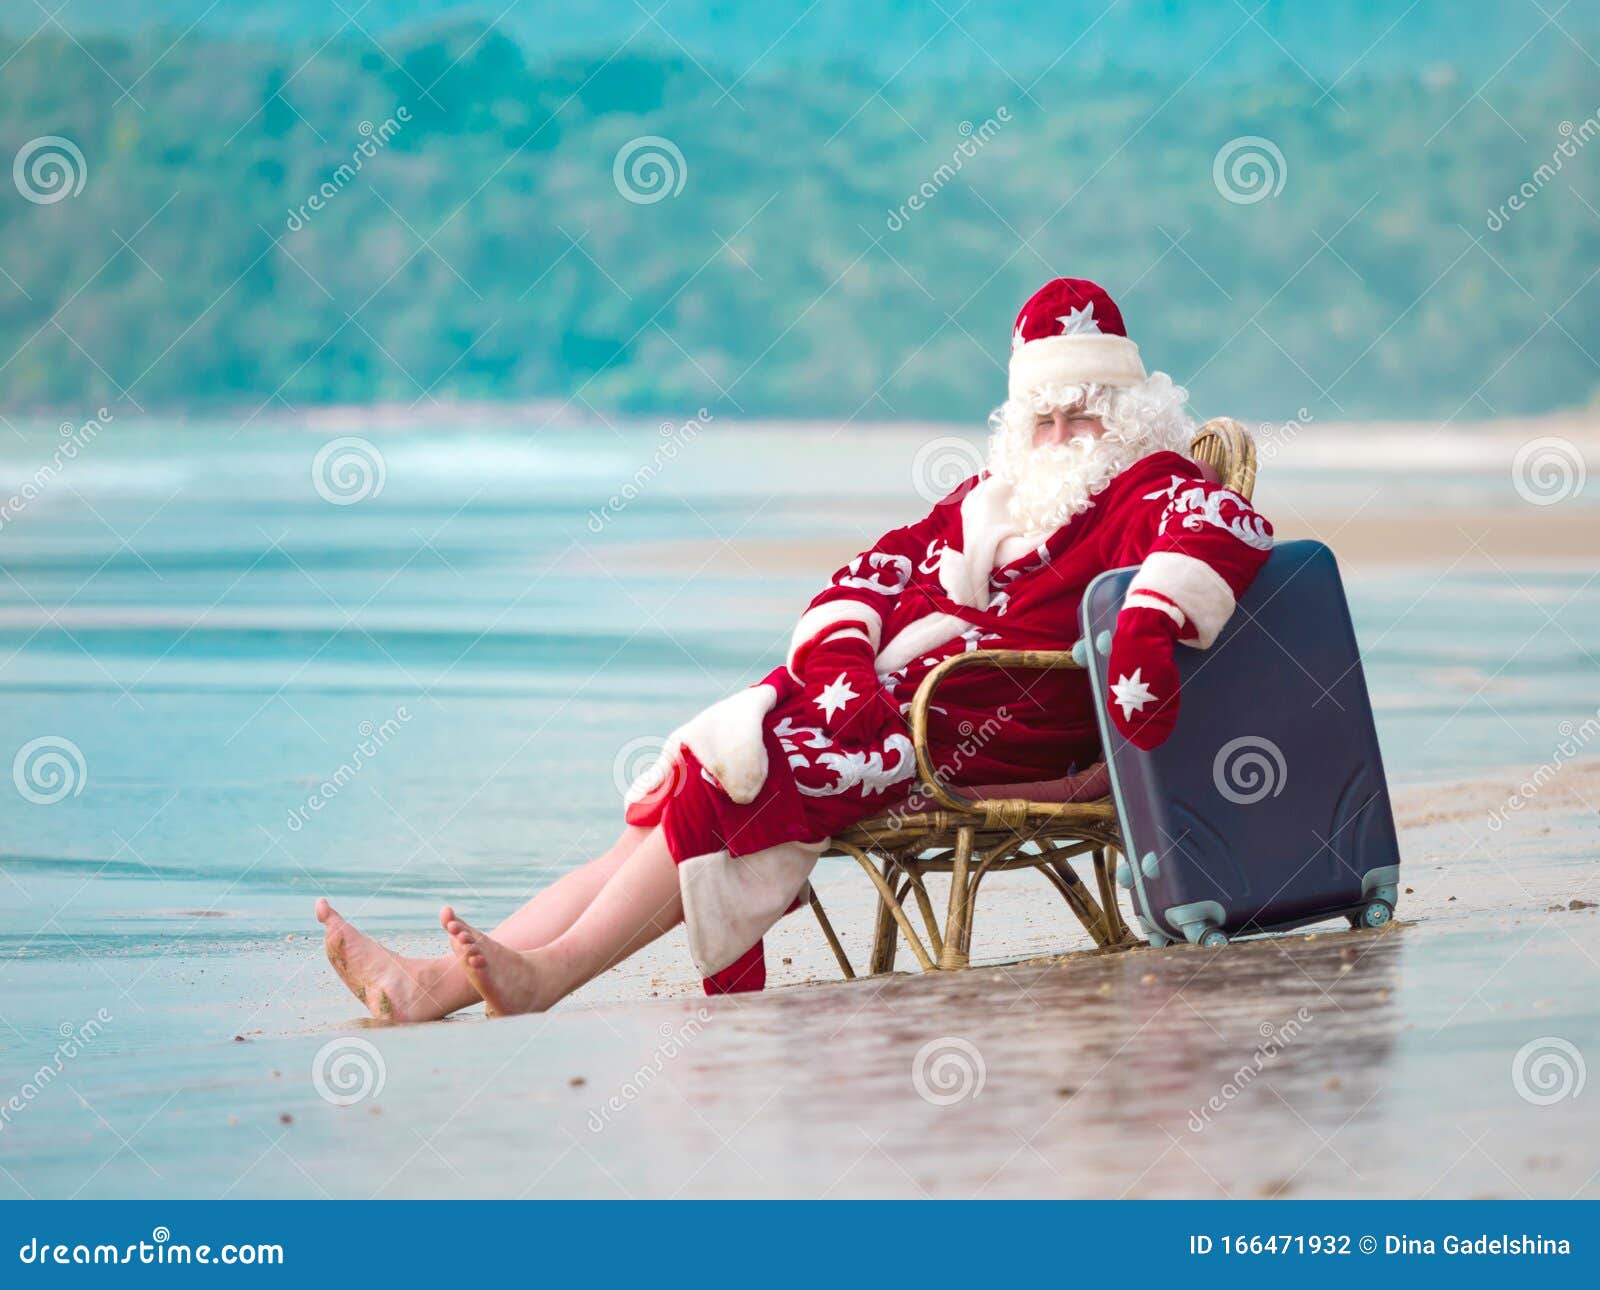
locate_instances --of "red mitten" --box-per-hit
[1105,606,1182,750]
[799,630,898,739]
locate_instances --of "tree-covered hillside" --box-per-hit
[1,19,1596,422]
[9,1,1581,83]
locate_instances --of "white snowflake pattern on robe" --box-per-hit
[772,716,917,798]
[1143,476,1272,550]
[836,551,913,596]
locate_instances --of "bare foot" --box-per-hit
[440,905,552,1017]
[316,898,469,1023]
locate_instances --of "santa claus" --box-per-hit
[314,278,1275,1020]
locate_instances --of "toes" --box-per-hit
[316,897,335,925]
[443,911,482,963]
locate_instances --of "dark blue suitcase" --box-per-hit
[1076,539,1402,947]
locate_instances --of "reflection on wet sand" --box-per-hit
[625,926,1409,1198]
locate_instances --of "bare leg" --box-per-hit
[316,825,652,1022]
[441,825,683,1016]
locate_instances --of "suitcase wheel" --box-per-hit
[1147,930,1172,948]
[1198,929,1228,948]
[1348,899,1393,930]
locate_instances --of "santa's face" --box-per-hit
[1032,405,1106,448]
[987,375,1194,536]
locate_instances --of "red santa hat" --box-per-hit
[1008,277,1147,400]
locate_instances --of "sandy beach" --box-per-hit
[1,759,1596,1199]
[596,505,1600,582]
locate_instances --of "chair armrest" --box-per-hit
[906,648,1084,813]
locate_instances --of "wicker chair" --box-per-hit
[807,418,1258,978]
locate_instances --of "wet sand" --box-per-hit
[2,760,1595,1199]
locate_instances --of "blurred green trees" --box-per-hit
[1,21,1595,422]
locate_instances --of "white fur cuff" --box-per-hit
[628,683,779,808]
[873,610,969,676]
[1123,590,1186,631]
[1126,551,1237,648]
[788,600,883,674]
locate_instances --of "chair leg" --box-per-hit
[1043,859,1115,948]
[868,857,899,975]
[1095,847,1138,947]
[845,848,936,971]
[902,864,945,961]
[940,827,974,969]
[808,887,855,979]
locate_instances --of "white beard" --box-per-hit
[986,375,1194,537]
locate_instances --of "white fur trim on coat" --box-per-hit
[1123,590,1186,631]
[874,610,972,676]
[1126,551,1237,649]
[678,839,827,976]
[1008,333,1146,399]
[626,683,778,809]
[936,474,1017,610]
[788,600,884,674]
